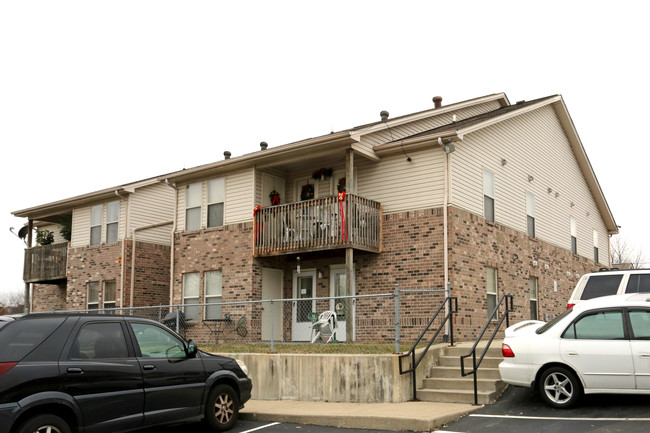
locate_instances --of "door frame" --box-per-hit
[292,269,317,341]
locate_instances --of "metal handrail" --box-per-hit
[460,294,513,405]
[398,296,457,401]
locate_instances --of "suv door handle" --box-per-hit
[67,367,83,374]
[143,364,156,370]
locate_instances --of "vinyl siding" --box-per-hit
[128,183,175,245]
[357,148,445,214]
[450,105,609,261]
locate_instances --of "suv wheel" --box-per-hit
[17,414,71,433]
[539,366,582,408]
[205,384,239,431]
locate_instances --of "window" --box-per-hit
[529,277,538,320]
[581,274,623,300]
[563,310,625,340]
[625,274,650,293]
[593,230,599,263]
[130,322,186,358]
[570,217,577,254]
[629,310,650,339]
[526,193,535,238]
[90,204,103,246]
[88,282,99,310]
[182,272,200,320]
[104,280,116,310]
[185,182,202,231]
[207,178,225,228]
[483,170,495,222]
[205,271,223,319]
[106,200,119,244]
[71,322,129,360]
[486,267,498,320]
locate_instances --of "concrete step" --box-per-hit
[428,365,502,380]
[422,376,505,392]
[437,354,503,368]
[416,387,505,405]
[444,343,503,358]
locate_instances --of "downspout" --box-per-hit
[24,219,33,313]
[165,179,178,306]
[438,137,454,340]
[118,190,129,310]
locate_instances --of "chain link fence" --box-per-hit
[54,286,451,352]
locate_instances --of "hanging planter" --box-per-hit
[300,183,315,201]
[312,168,333,181]
[269,190,281,206]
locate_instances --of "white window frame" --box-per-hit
[526,192,535,238]
[486,267,498,320]
[207,178,225,228]
[185,182,202,231]
[570,217,577,254]
[88,281,100,310]
[182,272,200,321]
[90,204,103,246]
[593,230,599,263]
[529,277,538,320]
[106,200,120,244]
[204,271,223,319]
[483,169,495,222]
[103,280,116,310]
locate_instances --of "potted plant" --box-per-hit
[36,229,54,246]
[269,190,281,206]
[300,183,315,201]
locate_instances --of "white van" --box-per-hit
[567,268,650,308]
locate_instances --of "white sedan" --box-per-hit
[499,293,650,408]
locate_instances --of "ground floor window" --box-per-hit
[486,267,498,320]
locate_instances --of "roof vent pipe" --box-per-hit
[380,110,389,121]
[433,96,443,108]
[224,151,231,160]
[260,141,268,150]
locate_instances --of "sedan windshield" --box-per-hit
[536,307,573,334]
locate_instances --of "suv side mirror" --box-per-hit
[186,340,198,358]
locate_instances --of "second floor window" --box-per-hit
[483,170,495,222]
[186,183,202,231]
[90,205,102,246]
[205,271,223,319]
[182,272,200,320]
[570,217,577,254]
[593,230,599,263]
[207,178,225,228]
[88,282,99,309]
[526,193,535,238]
[106,201,119,244]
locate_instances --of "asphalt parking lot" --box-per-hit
[437,385,650,433]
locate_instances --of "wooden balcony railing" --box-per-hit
[254,193,382,256]
[23,242,68,283]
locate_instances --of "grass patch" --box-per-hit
[201,342,402,354]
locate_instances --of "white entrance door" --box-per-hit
[330,265,355,342]
[262,268,283,341]
[292,270,316,341]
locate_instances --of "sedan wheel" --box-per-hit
[539,366,582,408]
[205,384,239,431]
[17,414,71,433]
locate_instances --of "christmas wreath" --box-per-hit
[300,183,315,201]
[337,177,346,193]
[312,167,333,180]
[269,190,280,206]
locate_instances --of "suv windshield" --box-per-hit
[536,307,573,334]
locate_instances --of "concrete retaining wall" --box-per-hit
[220,343,446,403]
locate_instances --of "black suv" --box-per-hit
[0,313,252,433]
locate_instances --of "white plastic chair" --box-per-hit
[311,311,338,343]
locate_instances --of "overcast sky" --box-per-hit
[1,1,649,300]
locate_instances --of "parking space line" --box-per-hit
[470,414,650,422]
[240,422,281,433]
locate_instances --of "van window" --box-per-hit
[580,275,623,300]
[625,274,650,294]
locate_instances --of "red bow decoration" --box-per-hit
[338,191,347,242]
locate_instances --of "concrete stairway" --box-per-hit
[417,341,507,405]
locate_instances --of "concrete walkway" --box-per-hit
[240,399,481,431]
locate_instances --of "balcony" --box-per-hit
[254,194,382,256]
[23,242,68,283]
